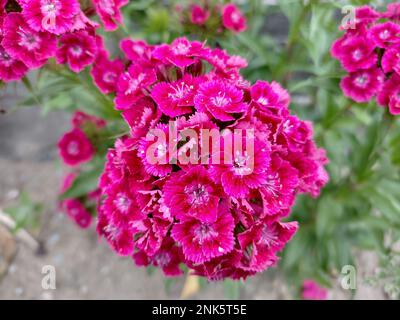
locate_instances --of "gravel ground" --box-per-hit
[0,88,387,300]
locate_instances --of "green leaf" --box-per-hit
[60,167,102,200]
[4,192,43,232]
[223,279,241,300]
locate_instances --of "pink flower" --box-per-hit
[114,64,157,110]
[91,52,125,94]
[369,22,400,49]
[133,237,184,277]
[250,80,290,115]
[260,155,299,217]
[97,207,135,256]
[384,3,400,20]
[334,36,377,72]
[121,97,161,139]
[152,37,205,68]
[151,74,203,117]
[238,220,298,272]
[71,110,106,129]
[377,74,400,106]
[56,31,98,73]
[171,203,235,264]
[20,0,80,35]
[190,4,210,26]
[221,3,247,33]
[194,80,248,121]
[302,280,328,300]
[63,199,92,229]
[389,92,400,115]
[382,45,400,75]
[163,166,224,223]
[340,68,384,103]
[92,0,128,31]
[1,13,57,68]
[137,124,173,177]
[120,39,153,64]
[209,135,271,198]
[58,128,95,166]
[0,44,29,81]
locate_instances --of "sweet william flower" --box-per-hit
[171,203,235,264]
[302,280,328,300]
[190,4,210,26]
[194,79,248,121]
[114,64,157,110]
[97,37,328,280]
[63,199,92,229]
[92,0,128,31]
[163,166,225,224]
[58,127,95,166]
[381,45,400,75]
[0,43,28,81]
[340,68,384,103]
[20,0,80,35]
[151,74,203,117]
[56,31,98,73]
[369,21,400,49]
[91,51,125,94]
[1,13,57,68]
[152,37,206,68]
[221,3,247,33]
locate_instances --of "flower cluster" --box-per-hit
[97,37,328,280]
[58,111,105,228]
[178,2,247,34]
[0,0,127,81]
[331,4,400,115]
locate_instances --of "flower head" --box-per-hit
[56,31,98,72]
[58,127,95,166]
[21,0,80,35]
[221,4,247,33]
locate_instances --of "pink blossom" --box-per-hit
[209,135,271,198]
[221,3,247,33]
[369,22,400,49]
[377,74,400,106]
[152,37,206,68]
[58,128,95,166]
[171,203,235,264]
[133,237,184,277]
[382,45,400,75]
[71,110,106,129]
[334,36,377,72]
[151,74,203,117]
[91,52,125,94]
[194,80,248,121]
[63,199,92,229]
[0,44,29,81]
[238,220,298,272]
[190,4,210,26]
[389,92,400,115]
[302,280,328,300]
[120,39,153,64]
[1,13,57,68]
[383,3,400,20]
[340,68,384,103]
[56,31,98,73]
[92,0,128,31]
[121,97,161,139]
[114,64,157,110]
[20,0,80,35]
[163,166,224,223]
